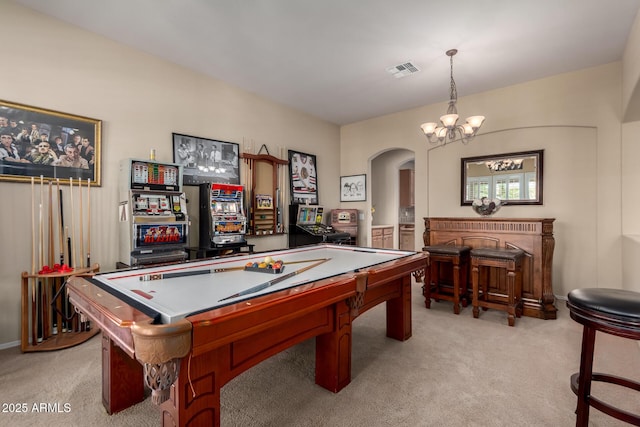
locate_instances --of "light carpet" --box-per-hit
[1,286,639,426]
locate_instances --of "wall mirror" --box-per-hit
[461,149,543,205]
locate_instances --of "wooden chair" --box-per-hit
[470,247,524,326]
[422,245,471,314]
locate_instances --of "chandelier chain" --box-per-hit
[420,48,485,145]
[448,53,458,115]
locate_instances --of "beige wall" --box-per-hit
[3,0,640,348]
[623,9,640,122]
[341,62,627,301]
[621,13,640,292]
[0,1,340,346]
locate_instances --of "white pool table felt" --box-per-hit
[94,245,415,323]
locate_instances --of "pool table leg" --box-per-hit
[385,275,412,341]
[159,348,223,427]
[315,300,353,393]
[101,334,144,414]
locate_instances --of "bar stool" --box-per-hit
[566,288,640,426]
[470,247,524,327]
[422,245,471,314]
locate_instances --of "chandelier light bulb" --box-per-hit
[440,113,459,128]
[466,115,485,129]
[462,123,474,135]
[420,122,438,136]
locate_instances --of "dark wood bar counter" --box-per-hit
[423,217,556,319]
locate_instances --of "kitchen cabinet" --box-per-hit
[399,225,415,251]
[372,225,394,249]
[399,169,414,207]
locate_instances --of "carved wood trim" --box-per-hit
[423,217,556,319]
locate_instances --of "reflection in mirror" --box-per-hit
[461,150,543,206]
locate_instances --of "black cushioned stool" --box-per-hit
[566,288,640,426]
[422,245,471,314]
[470,247,524,327]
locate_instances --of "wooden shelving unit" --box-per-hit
[254,208,276,235]
[21,264,100,352]
[241,147,289,237]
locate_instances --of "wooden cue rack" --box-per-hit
[20,264,100,352]
[240,144,289,236]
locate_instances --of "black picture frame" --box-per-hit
[0,99,102,185]
[172,132,240,185]
[288,149,318,204]
[461,149,544,205]
[340,174,366,202]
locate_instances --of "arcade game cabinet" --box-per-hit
[288,204,350,248]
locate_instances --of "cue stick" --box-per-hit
[37,202,43,342]
[248,157,253,232]
[218,258,330,301]
[30,177,37,345]
[48,181,54,267]
[246,157,250,229]
[37,279,43,341]
[69,178,76,269]
[63,226,70,331]
[139,266,242,281]
[245,157,249,231]
[43,181,54,339]
[65,226,71,268]
[136,258,328,281]
[86,178,91,267]
[65,179,75,331]
[53,181,61,333]
[37,175,44,341]
[57,179,64,266]
[51,178,64,333]
[78,178,84,268]
[39,176,43,270]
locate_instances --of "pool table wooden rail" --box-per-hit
[67,250,427,426]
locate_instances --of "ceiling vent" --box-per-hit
[386,61,420,78]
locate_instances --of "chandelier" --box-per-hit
[420,49,485,145]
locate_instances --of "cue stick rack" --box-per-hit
[20,176,100,353]
[20,265,99,352]
[240,141,289,236]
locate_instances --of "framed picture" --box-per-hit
[256,194,273,209]
[172,133,240,186]
[288,150,318,204]
[0,100,102,185]
[340,174,366,202]
[461,149,543,206]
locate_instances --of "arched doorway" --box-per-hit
[369,148,415,248]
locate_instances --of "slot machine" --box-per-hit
[118,159,189,266]
[199,183,247,247]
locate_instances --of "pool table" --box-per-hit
[67,244,426,426]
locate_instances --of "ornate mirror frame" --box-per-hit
[461,149,543,206]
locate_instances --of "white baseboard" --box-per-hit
[0,340,20,351]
